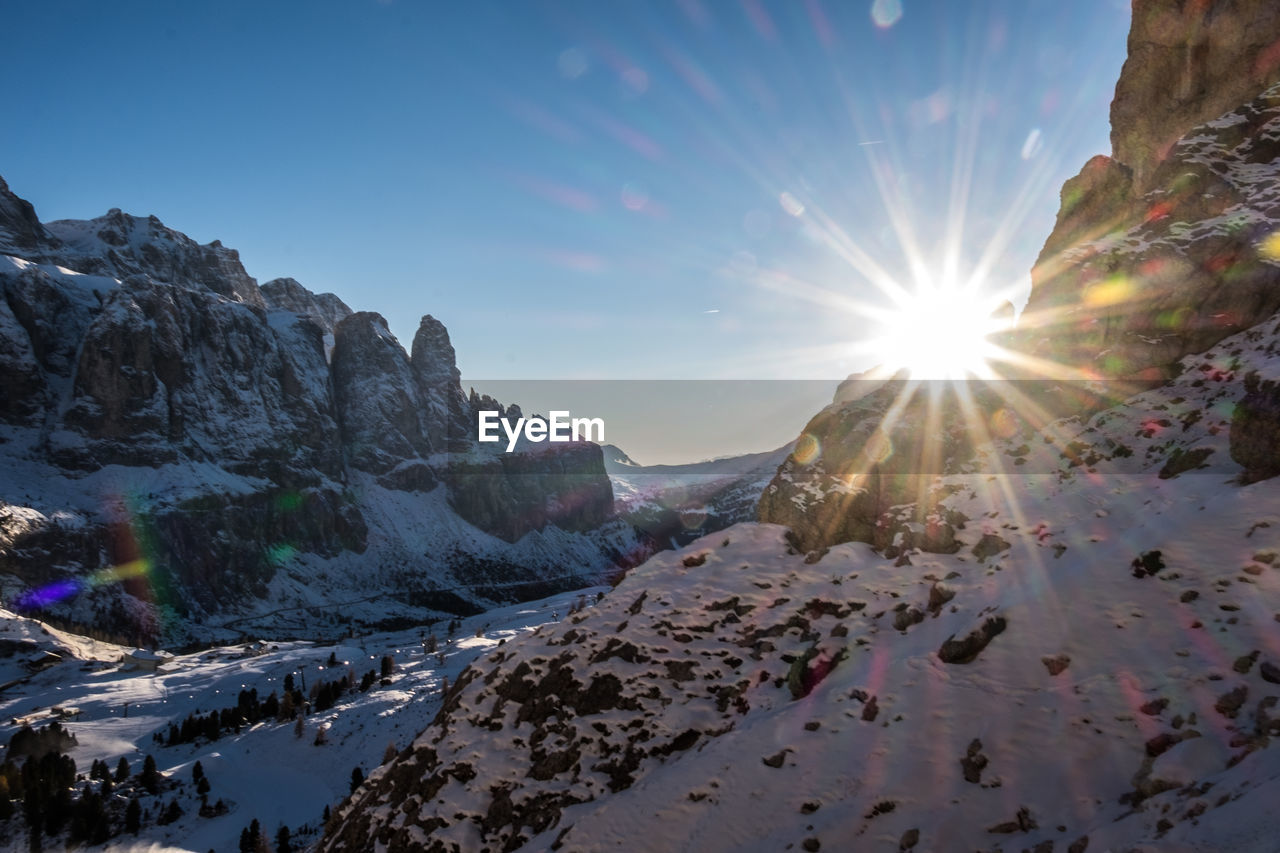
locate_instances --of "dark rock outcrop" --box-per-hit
[757,379,975,552]
[0,176,57,254]
[1230,371,1280,481]
[937,615,1007,664]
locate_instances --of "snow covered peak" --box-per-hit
[41,207,265,308]
[261,276,353,335]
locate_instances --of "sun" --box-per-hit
[869,282,1010,380]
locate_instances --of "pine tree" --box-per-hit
[239,819,259,853]
[382,741,398,764]
[192,760,205,785]
[350,766,364,793]
[115,756,130,783]
[157,799,183,825]
[276,824,293,853]
[141,754,159,794]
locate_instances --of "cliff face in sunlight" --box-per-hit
[759,1,1280,554]
[1113,0,1280,194]
[1017,0,1280,380]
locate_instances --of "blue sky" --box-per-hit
[3,0,1129,385]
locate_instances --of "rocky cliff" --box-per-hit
[260,276,352,336]
[1113,0,1280,193]
[0,177,622,642]
[761,1,1280,553]
[1019,0,1280,380]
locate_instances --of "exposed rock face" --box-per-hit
[1017,1,1280,380]
[1229,370,1280,481]
[60,277,345,477]
[0,177,618,634]
[410,314,471,449]
[332,312,436,478]
[261,276,352,335]
[0,277,55,424]
[0,176,56,254]
[447,442,614,543]
[1114,0,1280,192]
[757,379,974,552]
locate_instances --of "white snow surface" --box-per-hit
[0,589,596,852]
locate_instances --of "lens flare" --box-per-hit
[870,0,903,29]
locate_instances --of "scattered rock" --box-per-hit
[961,738,988,784]
[893,606,924,632]
[1130,550,1166,578]
[987,806,1037,834]
[926,583,955,614]
[972,533,1011,561]
[1158,446,1214,479]
[1261,661,1280,684]
[762,749,789,768]
[1042,654,1071,676]
[1215,685,1249,718]
[1232,651,1259,674]
[938,616,1007,664]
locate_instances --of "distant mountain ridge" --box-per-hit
[605,441,794,551]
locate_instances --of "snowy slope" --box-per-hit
[324,312,1280,852]
[0,587,599,852]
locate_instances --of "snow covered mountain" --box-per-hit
[606,443,794,551]
[325,4,1280,850]
[323,303,1280,853]
[0,179,634,646]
